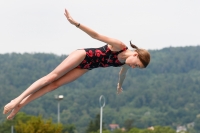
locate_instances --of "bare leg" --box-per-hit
[7,68,88,120]
[3,50,86,114]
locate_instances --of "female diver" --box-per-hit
[3,9,150,120]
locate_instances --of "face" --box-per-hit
[125,53,144,69]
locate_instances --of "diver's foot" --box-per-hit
[7,105,21,120]
[3,99,19,114]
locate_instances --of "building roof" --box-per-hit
[109,124,120,129]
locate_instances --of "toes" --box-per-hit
[7,116,13,120]
[3,107,8,114]
[6,107,20,120]
[3,102,15,114]
[7,111,14,120]
[3,106,11,114]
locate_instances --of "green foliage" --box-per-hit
[86,113,105,133]
[128,128,141,133]
[0,46,200,132]
[15,115,63,133]
[194,117,200,131]
[0,112,31,133]
[124,119,134,131]
[0,120,15,133]
[112,129,124,133]
[0,112,76,133]
[88,129,110,133]
[87,126,177,133]
[62,124,76,133]
[151,126,176,133]
[128,126,176,133]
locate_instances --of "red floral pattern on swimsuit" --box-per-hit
[76,45,128,70]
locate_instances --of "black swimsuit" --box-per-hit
[76,44,128,70]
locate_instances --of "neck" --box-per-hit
[119,50,133,59]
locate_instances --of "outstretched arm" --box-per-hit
[117,64,130,94]
[64,9,126,50]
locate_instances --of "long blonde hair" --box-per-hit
[130,41,150,68]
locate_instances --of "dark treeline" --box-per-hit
[0,45,200,132]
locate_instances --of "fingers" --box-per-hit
[117,88,123,94]
[64,9,69,17]
[64,9,68,13]
[64,9,73,23]
[65,9,71,18]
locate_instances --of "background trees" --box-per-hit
[0,45,200,132]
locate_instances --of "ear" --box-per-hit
[133,52,138,57]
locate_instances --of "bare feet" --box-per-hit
[3,99,19,114]
[7,105,21,120]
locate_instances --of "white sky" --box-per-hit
[0,0,200,55]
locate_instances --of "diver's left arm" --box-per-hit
[64,9,126,50]
[117,64,130,94]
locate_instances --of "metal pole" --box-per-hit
[99,95,105,133]
[100,107,103,133]
[58,100,60,123]
[11,125,14,133]
[55,95,63,124]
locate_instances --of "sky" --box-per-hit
[0,0,200,55]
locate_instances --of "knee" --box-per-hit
[49,81,60,91]
[43,73,59,85]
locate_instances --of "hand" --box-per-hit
[117,84,123,94]
[64,9,78,26]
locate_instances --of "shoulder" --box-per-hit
[119,42,127,50]
[108,43,127,51]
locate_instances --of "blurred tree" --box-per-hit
[86,113,105,133]
[15,115,63,133]
[124,119,134,131]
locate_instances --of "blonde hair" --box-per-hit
[130,41,150,68]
